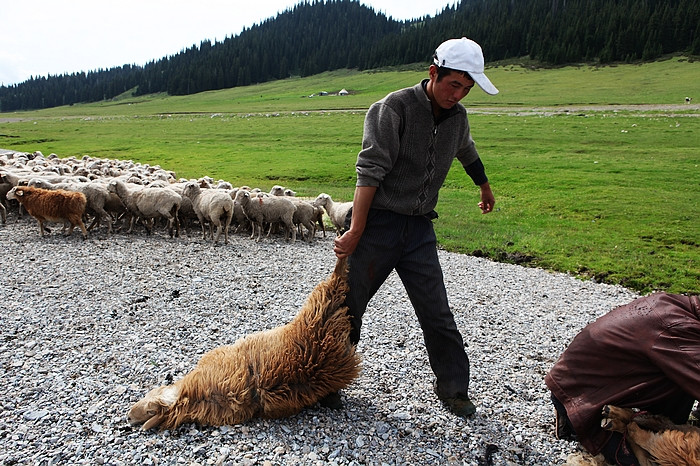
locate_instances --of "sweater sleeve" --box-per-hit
[464,158,488,186]
[355,101,402,188]
[455,116,487,185]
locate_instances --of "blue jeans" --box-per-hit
[346,208,470,398]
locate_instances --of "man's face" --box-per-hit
[428,65,475,110]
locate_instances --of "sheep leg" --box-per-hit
[255,222,262,242]
[304,220,315,243]
[66,218,87,239]
[87,214,100,231]
[126,215,136,234]
[37,219,47,236]
[223,212,232,245]
[78,219,88,239]
[286,221,296,243]
[166,214,179,238]
[213,221,222,244]
[89,208,112,234]
[198,215,207,239]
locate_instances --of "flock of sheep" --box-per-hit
[0,151,354,244]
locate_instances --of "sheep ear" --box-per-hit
[141,411,167,431]
[16,190,24,197]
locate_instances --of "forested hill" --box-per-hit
[2,0,699,112]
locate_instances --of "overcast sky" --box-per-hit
[0,0,456,86]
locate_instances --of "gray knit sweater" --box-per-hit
[356,80,486,216]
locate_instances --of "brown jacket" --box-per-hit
[545,292,700,454]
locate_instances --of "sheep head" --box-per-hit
[182,181,199,198]
[313,193,330,207]
[6,186,21,200]
[127,384,180,430]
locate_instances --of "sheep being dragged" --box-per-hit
[6,186,88,238]
[128,256,361,430]
[107,180,181,237]
[313,193,353,235]
[182,181,234,244]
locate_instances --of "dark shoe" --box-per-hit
[318,391,343,410]
[440,394,476,418]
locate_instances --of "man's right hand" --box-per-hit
[334,229,362,259]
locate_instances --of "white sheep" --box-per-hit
[235,190,297,242]
[269,185,286,196]
[165,182,199,233]
[269,185,297,197]
[313,193,353,235]
[289,199,319,243]
[229,188,251,234]
[182,181,234,244]
[216,180,233,190]
[310,203,326,238]
[107,180,181,238]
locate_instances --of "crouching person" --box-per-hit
[545,292,700,465]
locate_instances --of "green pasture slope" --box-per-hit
[1,56,698,294]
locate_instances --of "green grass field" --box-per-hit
[1,56,698,294]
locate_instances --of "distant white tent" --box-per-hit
[338,88,348,95]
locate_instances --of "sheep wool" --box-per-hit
[107,180,181,238]
[182,181,234,244]
[6,185,88,238]
[236,190,297,242]
[313,193,352,235]
[128,256,361,430]
[28,179,116,234]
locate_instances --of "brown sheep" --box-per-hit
[6,186,88,239]
[601,405,700,466]
[128,257,360,430]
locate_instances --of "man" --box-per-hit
[545,292,700,465]
[330,37,499,418]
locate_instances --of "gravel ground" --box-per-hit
[0,211,639,466]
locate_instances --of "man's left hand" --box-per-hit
[478,182,495,214]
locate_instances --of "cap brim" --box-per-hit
[471,72,499,95]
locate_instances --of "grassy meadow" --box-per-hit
[1,56,698,294]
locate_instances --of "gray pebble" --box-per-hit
[0,212,638,464]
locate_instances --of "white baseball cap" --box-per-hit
[433,37,499,95]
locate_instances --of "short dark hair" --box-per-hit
[432,54,473,82]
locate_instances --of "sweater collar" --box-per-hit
[416,79,464,123]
